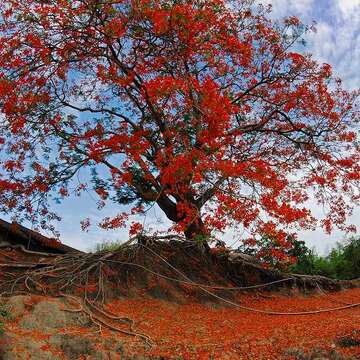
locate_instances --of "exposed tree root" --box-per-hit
[0,235,359,346]
[0,238,154,346]
[61,293,152,347]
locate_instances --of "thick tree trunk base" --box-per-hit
[183,218,211,253]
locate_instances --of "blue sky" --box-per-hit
[31,0,360,253]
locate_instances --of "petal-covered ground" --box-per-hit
[108,288,360,359]
[1,288,359,359]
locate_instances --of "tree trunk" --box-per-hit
[184,217,207,240]
[156,197,209,249]
[184,217,210,252]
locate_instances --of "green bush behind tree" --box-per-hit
[289,236,360,280]
[237,234,360,279]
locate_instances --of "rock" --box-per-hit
[228,251,260,264]
[5,295,27,320]
[0,332,61,360]
[19,299,67,330]
[0,296,136,359]
[50,334,105,359]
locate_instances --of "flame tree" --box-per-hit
[0,0,359,257]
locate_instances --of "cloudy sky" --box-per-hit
[260,0,360,254]
[39,0,360,253]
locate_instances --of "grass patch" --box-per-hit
[0,304,8,334]
[92,240,123,253]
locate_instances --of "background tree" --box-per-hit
[0,1,359,250]
[289,236,360,279]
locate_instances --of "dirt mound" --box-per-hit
[0,238,358,305]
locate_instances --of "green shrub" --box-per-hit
[0,304,7,334]
[290,236,360,280]
[342,236,360,278]
[238,234,360,280]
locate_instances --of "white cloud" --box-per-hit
[261,1,359,90]
[262,0,314,19]
[336,0,360,19]
[310,1,359,90]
